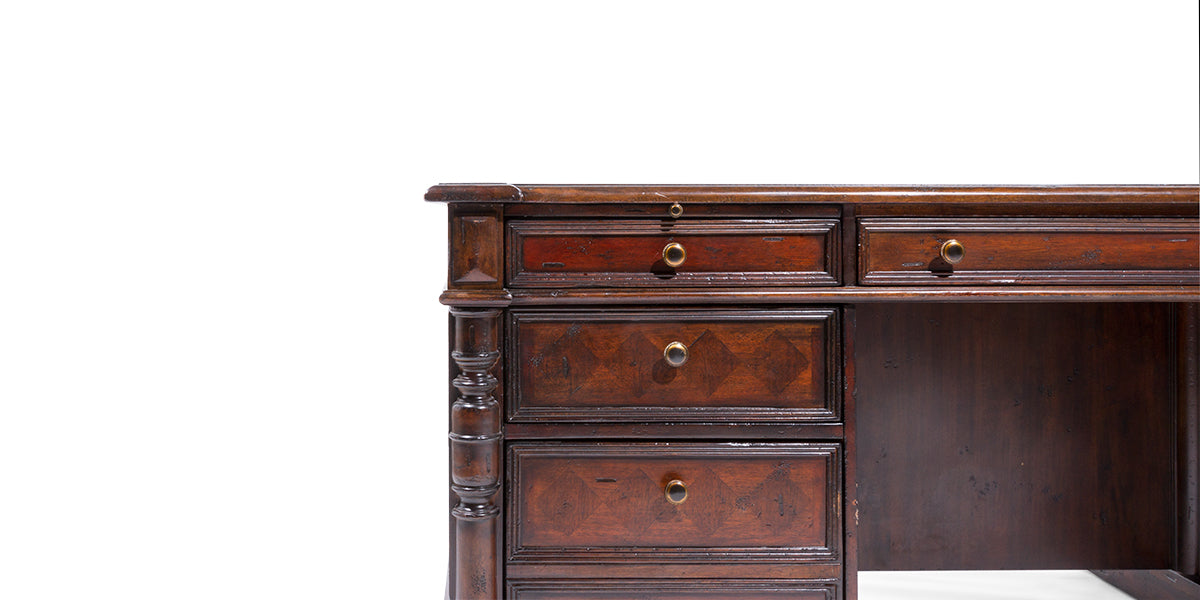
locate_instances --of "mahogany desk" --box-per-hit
[428,185,1200,600]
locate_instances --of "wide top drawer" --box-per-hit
[859,217,1200,285]
[508,219,840,288]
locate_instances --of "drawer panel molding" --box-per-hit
[507,578,839,599]
[859,217,1200,285]
[509,219,840,287]
[507,443,842,564]
[509,309,840,423]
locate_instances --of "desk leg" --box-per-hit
[1179,303,1199,579]
[843,305,858,600]
[449,308,503,599]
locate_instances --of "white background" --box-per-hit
[0,2,1196,598]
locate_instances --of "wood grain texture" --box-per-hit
[448,308,503,599]
[841,306,858,600]
[448,205,504,289]
[428,185,1200,598]
[856,303,1175,570]
[509,309,839,423]
[507,579,838,599]
[507,443,841,565]
[508,286,1200,305]
[508,219,840,288]
[860,217,1200,285]
[426,184,1199,205]
[1179,303,1200,577]
[504,423,845,441]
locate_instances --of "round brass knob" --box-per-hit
[668,203,684,218]
[940,239,965,264]
[663,242,686,268]
[665,479,688,504]
[663,341,688,367]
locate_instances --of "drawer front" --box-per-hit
[508,443,841,564]
[507,579,838,599]
[508,219,840,287]
[859,217,1200,285]
[509,309,839,423]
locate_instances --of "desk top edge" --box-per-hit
[425,184,1200,204]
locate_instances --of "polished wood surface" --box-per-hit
[860,217,1199,285]
[508,443,840,563]
[427,184,1199,205]
[509,309,838,422]
[432,184,1200,600]
[856,303,1174,570]
[507,579,838,599]
[508,219,839,287]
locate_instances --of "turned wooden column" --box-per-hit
[449,308,502,599]
[438,198,508,599]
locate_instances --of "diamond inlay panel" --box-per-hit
[512,310,838,422]
[510,443,840,563]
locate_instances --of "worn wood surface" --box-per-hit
[508,219,840,287]
[509,309,838,423]
[860,217,1199,285]
[507,579,838,599]
[430,185,1200,599]
[507,443,841,565]
[507,286,1200,305]
[856,302,1175,570]
[1178,303,1200,578]
[448,308,503,599]
[427,184,1199,205]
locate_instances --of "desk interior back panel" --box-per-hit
[856,302,1174,570]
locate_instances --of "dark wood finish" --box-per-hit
[507,579,838,599]
[841,306,858,600]
[505,423,844,441]
[448,308,503,599]
[508,286,1200,305]
[1179,303,1200,578]
[448,205,505,289]
[860,217,1200,285]
[504,203,842,219]
[427,184,1198,205]
[856,303,1175,570]
[508,219,840,288]
[857,203,1200,217]
[509,309,839,423]
[507,443,841,564]
[1092,569,1200,600]
[505,563,842,581]
[429,185,1200,599]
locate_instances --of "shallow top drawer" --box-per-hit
[508,219,840,287]
[859,217,1200,285]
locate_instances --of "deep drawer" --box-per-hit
[509,309,840,423]
[507,442,842,565]
[859,217,1200,285]
[508,219,840,287]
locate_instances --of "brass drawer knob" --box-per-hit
[665,479,688,504]
[663,242,687,268]
[668,202,684,218]
[940,239,966,264]
[663,341,688,367]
